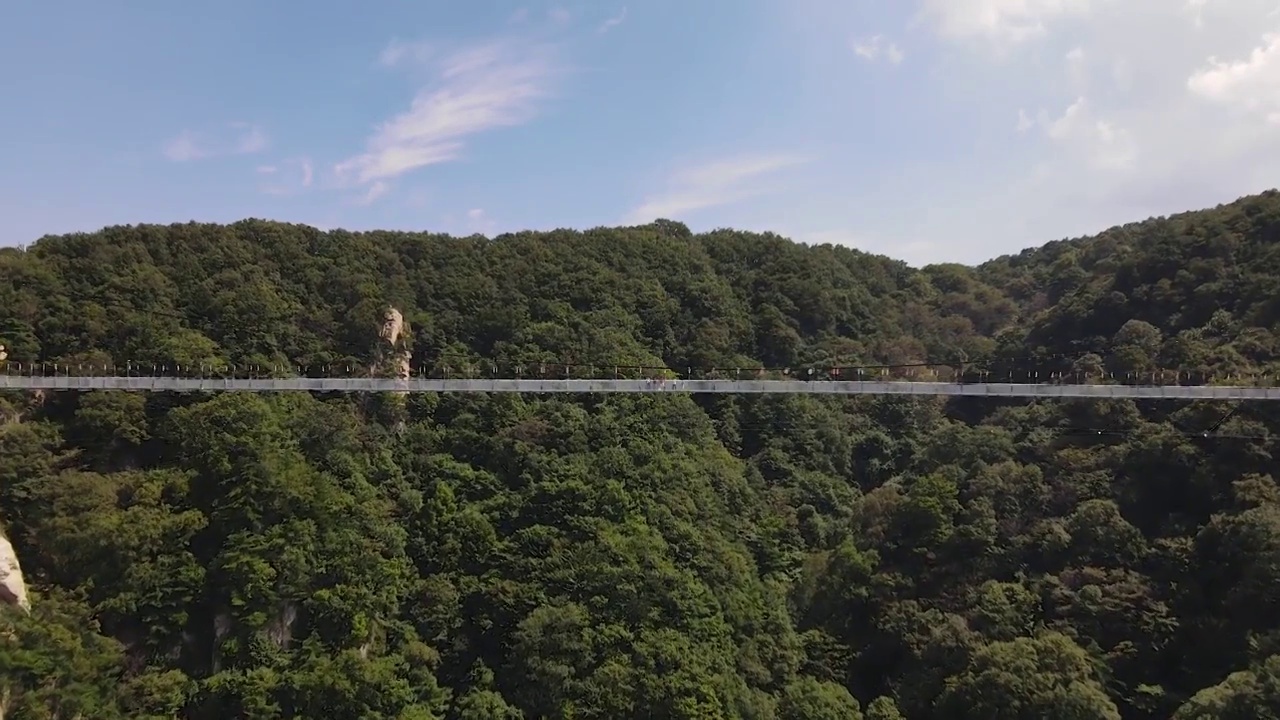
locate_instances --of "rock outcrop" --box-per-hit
[0,533,29,614]
[378,308,412,382]
[0,349,31,616]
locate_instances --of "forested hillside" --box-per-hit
[1,190,1279,718]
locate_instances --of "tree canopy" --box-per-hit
[1,190,1280,717]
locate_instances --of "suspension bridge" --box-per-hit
[3,352,1277,399]
[2,374,1278,400]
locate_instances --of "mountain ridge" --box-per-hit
[0,191,1278,718]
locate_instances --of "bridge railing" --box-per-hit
[2,360,1278,389]
[2,375,1279,400]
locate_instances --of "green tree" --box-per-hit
[937,632,1120,720]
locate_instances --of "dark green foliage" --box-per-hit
[0,191,1279,717]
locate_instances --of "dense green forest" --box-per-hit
[1,190,1280,718]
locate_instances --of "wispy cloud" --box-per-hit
[851,35,904,64]
[256,156,313,196]
[334,35,561,203]
[163,122,268,162]
[1183,0,1209,29]
[357,181,390,206]
[598,7,628,34]
[1015,108,1035,132]
[548,6,572,25]
[379,38,435,67]
[623,152,809,224]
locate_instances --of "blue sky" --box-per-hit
[3,0,1279,266]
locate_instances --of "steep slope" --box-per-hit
[980,189,1280,378]
[0,193,1277,718]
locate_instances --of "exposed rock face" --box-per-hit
[378,307,412,381]
[0,533,30,614]
[380,309,404,347]
[374,308,412,434]
[0,362,31,618]
[265,601,299,650]
[211,611,232,673]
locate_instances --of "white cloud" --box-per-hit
[334,35,560,203]
[852,35,905,64]
[598,7,628,34]
[163,122,268,162]
[257,157,314,196]
[623,153,809,224]
[898,0,1280,262]
[464,207,498,235]
[1025,96,1133,165]
[917,0,1093,48]
[1187,32,1280,124]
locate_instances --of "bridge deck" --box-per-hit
[0,376,1275,399]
